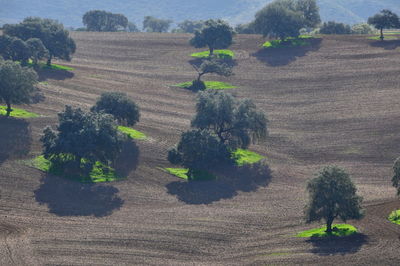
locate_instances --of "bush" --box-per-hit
[351,23,375,35]
[319,21,352,34]
[167,147,182,165]
[189,80,207,91]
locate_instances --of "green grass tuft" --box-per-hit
[174,81,236,90]
[162,167,216,181]
[296,224,358,238]
[0,106,39,118]
[388,210,400,225]
[118,126,147,140]
[263,35,314,48]
[26,60,75,71]
[191,49,235,59]
[232,149,264,166]
[29,155,123,183]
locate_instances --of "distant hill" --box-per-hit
[1,0,399,28]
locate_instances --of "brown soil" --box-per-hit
[1,32,400,265]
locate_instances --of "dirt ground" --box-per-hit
[1,32,400,265]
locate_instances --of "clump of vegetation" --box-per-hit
[0,105,39,118]
[351,23,375,35]
[305,166,364,234]
[174,81,236,90]
[262,35,313,48]
[173,20,205,33]
[191,49,235,60]
[319,21,352,34]
[190,59,233,91]
[190,19,235,57]
[143,16,173,33]
[388,210,400,225]
[368,9,400,41]
[391,157,400,195]
[297,224,358,238]
[83,10,128,32]
[235,22,256,34]
[0,60,40,117]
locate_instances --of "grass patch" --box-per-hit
[368,35,398,40]
[118,126,147,140]
[232,149,264,166]
[28,61,74,71]
[162,167,216,181]
[0,106,39,118]
[29,155,122,183]
[174,81,236,90]
[191,49,234,59]
[388,210,400,225]
[263,35,314,48]
[296,224,358,238]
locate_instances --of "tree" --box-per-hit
[368,10,400,41]
[351,23,375,35]
[319,21,352,35]
[41,106,126,175]
[91,92,140,126]
[305,166,364,233]
[0,60,38,117]
[392,157,400,195]
[235,22,256,34]
[295,0,321,28]
[191,91,267,149]
[190,59,233,90]
[127,22,140,33]
[175,20,204,33]
[0,35,16,60]
[10,38,31,66]
[190,19,235,56]
[143,16,172,33]
[168,129,231,179]
[83,10,128,32]
[4,17,76,66]
[26,38,49,65]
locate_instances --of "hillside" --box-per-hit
[0,0,399,28]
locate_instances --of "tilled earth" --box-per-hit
[1,32,400,265]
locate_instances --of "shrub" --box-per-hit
[319,21,352,34]
[190,80,207,91]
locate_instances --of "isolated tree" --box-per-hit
[191,91,267,149]
[319,21,352,34]
[83,10,128,32]
[91,92,140,126]
[175,20,205,33]
[368,9,400,41]
[190,59,233,90]
[26,38,49,65]
[4,17,76,66]
[0,60,38,117]
[391,157,400,195]
[190,19,235,57]
[143,16,172,33]
[305,166,364,233]
[41,106,126,175]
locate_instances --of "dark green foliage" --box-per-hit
[319,21,352,34]
[235,22,256,34]
[368,9,400,40]
[0,35,15,60]
[173,20,205,33]
[190,80,207,91]
[26,38,49,65]
[3,17,76,66]
[191,91,268,149]
[91,92,140,126]
[83,10,128,32]
[190,19,235,56]
[10,38,31,66]
[143,16,173,33]
[305,166,364,233]
[392,157,400,195]
[127,22,140,32]
[193,58,233,84]
[41,106,126,176]
[167,147,182,165]
[0,60,39,117]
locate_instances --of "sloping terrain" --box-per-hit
[1,0,399,27]
[0,32,400,264]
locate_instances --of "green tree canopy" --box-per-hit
[190,19,235,56]
[41,106,126,175]
[127,22,140,32]
[83,10,128,32]
[368,9,400,40]
[391,157,400,195]
[143,16,173,33]
[191,91,267,149]
[0,60,39,116]
[192,58,233,85]
[91,92,140,126]
[305,166,364,233]
[4,17,76,65]
[26,38,49,65]
[319,21,352,34]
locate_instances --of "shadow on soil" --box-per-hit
[114,140,140,177]
[0,117,32,165]
[166,160,272,205]
[37,68,74,81]
[306,233,368,256]
[369,40,400,50]
[34,175,124,217]
[252,38,322,67]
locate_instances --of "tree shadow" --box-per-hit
[34,175,124,217]
[252,38,322,67]
[306,233,368,256]
[37,68,74,81]
[369,40,400,50]
[0,117,32,165]
[166,160,272,205]
[114,140,140,177]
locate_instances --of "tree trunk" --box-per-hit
[47,54,52,66]
[5,101,12,117]
[326,217,334,233]
[380,28,384,41]
[197,72,204,82]
[209,46,214,57]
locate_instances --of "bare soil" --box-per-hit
[1,32,400,265]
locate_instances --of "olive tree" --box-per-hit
[190,59,233,91]
[41,106,126,176]
[91,92,140,126]
[190,19,235,57]
[83,10,128,32]
[391,157,400,195]
[26,38,49,65]
[0,60,38,117]
[143,16,172,33]
[305,166,364,233]
[368,9,400,41]
[10,38,31,66]
[4,17,76,66]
